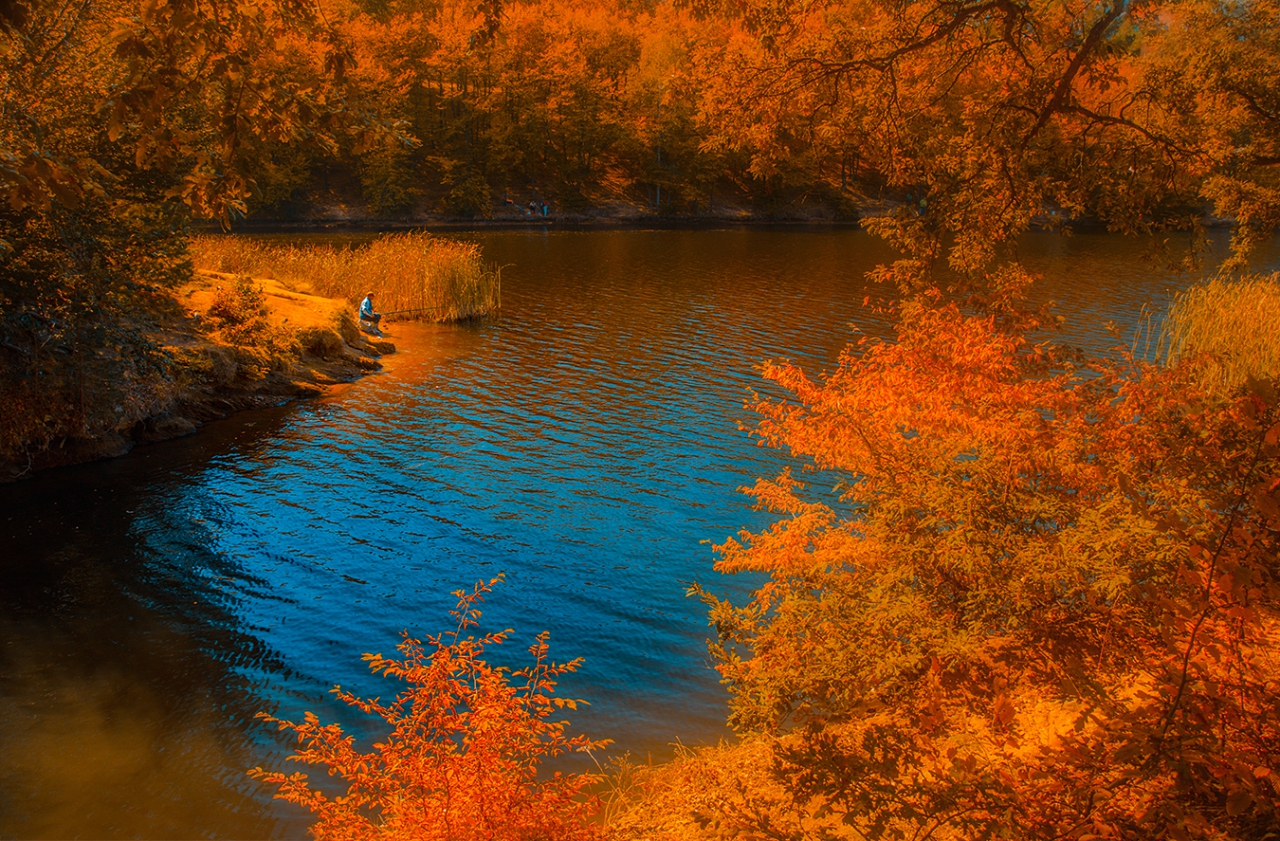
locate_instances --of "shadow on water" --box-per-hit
[0,407,317,839]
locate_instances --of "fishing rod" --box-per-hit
[372,265,506,319]
[376,303,502,321]
[371,270,504,320]
[379,305,458,316]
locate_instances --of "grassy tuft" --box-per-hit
[1160,272,1280,395]
[602,736,837,841]
[189,233,501,322]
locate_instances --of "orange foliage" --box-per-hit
[697,304,1280,839]
[250,576,608,841]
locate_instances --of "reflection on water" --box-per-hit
[0,412,310,839]
[1,227,1275,838]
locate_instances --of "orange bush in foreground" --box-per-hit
[250,576,607,841]
[695,304,1280,839]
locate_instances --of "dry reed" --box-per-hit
[1160,271,1280,395]
[189,233,500,322]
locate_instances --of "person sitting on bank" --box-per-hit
[359,293,382,336]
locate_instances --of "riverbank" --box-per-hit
[215,192,1237,233]
[0,274,392,483]
[217,193,869,232]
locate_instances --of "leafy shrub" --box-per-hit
[441,168,494,219]
[296,326,346,358]
[604,737,803,841]
[250,576,608,841]
[692,306,1280,840]
[207,277,270,327]
[204,277,299,376]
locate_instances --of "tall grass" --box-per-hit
[189,233,500,322]
[1160,272,1280,395]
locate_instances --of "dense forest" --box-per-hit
[9,0,1279,227]
[235,0,764,219]
[4,0,1280,232]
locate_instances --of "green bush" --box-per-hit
[440,167,493,218]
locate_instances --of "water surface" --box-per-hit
[2,227,1273,838]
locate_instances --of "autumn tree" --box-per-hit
[1143,0,1280,268]
[0,0,382,462]
[251,576,608,841]
[687,0,1280,301]
[695,310,1280,839]
[677,1,1280,839]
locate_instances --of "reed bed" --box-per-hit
[189,233,500,322]
[1160,272,1280,395]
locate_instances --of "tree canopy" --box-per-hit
[683,2,1280,838]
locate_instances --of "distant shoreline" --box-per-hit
[209,214,866,234]
[203,207,1234,235]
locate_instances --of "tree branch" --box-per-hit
[1021,0,1128,148]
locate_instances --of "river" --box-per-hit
[1,227,1274,838]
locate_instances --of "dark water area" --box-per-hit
[2,228,1276,838]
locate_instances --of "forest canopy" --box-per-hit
[3,0,1278,233]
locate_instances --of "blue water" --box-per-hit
[1,227,1272,838]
